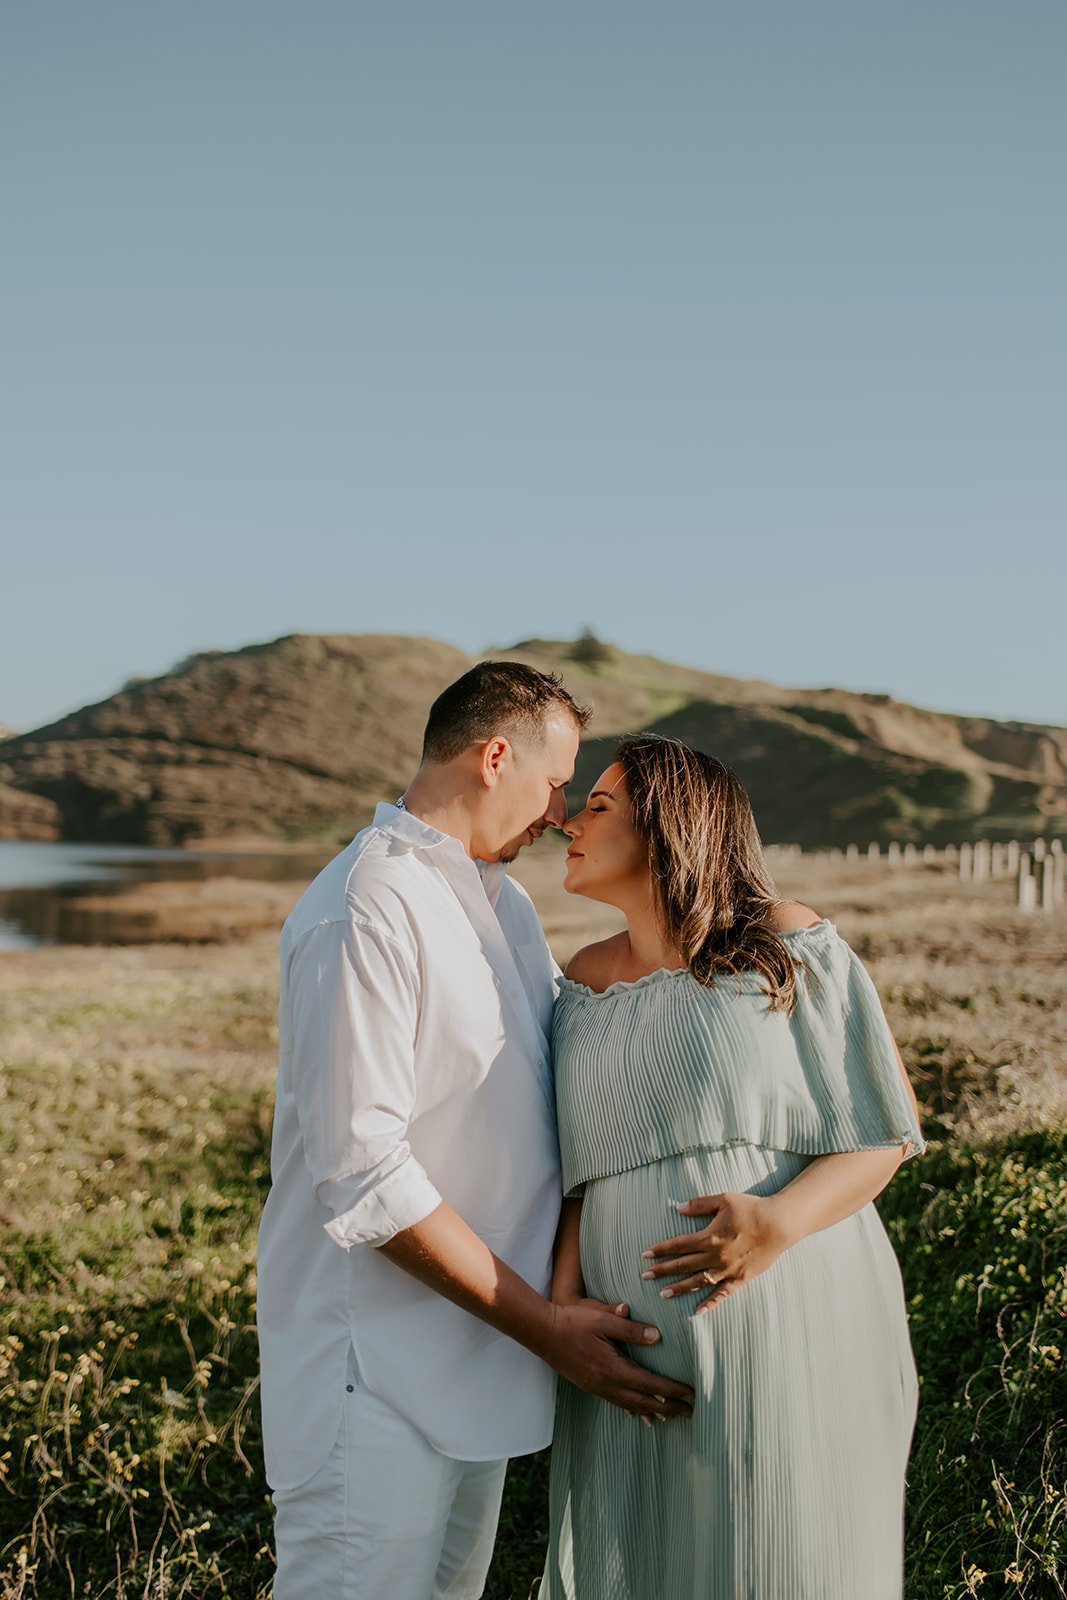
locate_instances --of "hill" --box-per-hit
[0,635,469,846]
[0,632,1064,846]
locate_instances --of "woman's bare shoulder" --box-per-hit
[564,933,629,988]
[767,900,823,932]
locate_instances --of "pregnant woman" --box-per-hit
[541,735,925,1600]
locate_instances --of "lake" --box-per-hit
[0,841,329,949]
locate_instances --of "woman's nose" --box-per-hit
[561,813,581,839]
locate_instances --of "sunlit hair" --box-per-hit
[422,661,590,764]
[615,734,798,1011]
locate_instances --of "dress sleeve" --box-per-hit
[789,930,926,1160]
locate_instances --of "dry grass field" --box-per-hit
[0,846,1063,1597]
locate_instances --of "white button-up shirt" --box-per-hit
[257,803,562,1490]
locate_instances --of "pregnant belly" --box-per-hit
[578,1143,918,1457]
[579,1145,814,1386]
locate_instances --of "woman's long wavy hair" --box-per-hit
[615,734,798,1012]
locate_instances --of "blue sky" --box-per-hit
[3,2,1064,732]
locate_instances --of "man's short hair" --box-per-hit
[421,661,590,764]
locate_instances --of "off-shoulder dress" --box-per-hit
[540,921,925,1600]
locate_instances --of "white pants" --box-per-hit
[272,1348,507,1600]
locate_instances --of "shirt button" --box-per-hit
[346,1384,355,1393]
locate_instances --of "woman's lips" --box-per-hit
[566,850,583,860]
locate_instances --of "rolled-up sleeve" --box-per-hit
[286,917,443,1249]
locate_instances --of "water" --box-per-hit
[0,841,328,949]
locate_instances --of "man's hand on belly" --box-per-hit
[539,1300,694,1422]
[379,1201,693,1423]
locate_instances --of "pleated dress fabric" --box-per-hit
[541,921,925,1600]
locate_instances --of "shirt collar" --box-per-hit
[372,800,452,853]
[371,802,510,906]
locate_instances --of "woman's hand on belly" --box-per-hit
[639,1191,790,1314]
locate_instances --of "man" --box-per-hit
[258,661,692,1599]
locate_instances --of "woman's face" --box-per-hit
[562,762,649,906]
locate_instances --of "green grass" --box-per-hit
[0,1074,273,1598]
[0,917,1064,1597]
[2,1126,1063,1598]
[884,1133,1066,1599]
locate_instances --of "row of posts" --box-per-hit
[767,837,1065,913]
[951,837,1064,913]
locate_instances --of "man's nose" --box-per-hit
[545,788,570,830]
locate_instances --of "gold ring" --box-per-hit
[702,1269,716,1287]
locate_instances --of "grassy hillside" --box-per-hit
[0,635,468,846]
[1,632,1064,846]
[508,639,1067,846]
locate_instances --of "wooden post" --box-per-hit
[990,842,1004,878]
[922,843,937,862]
[846,843,859,861]
[944,843,958,862]
[973,840,991,882]
[1034,838,1047,862]
[1018,853,1035,912]
[867,843,880,862]
[1041,856,1056,912]
[903,842,918,865]
[959,842,974,881]
[887,841,901,867]
[1051,842,1065,908]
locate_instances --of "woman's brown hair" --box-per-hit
[615,734,798,1011]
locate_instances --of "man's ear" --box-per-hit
[478,737,510,788]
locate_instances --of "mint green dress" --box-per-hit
[541,922,924,1600]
